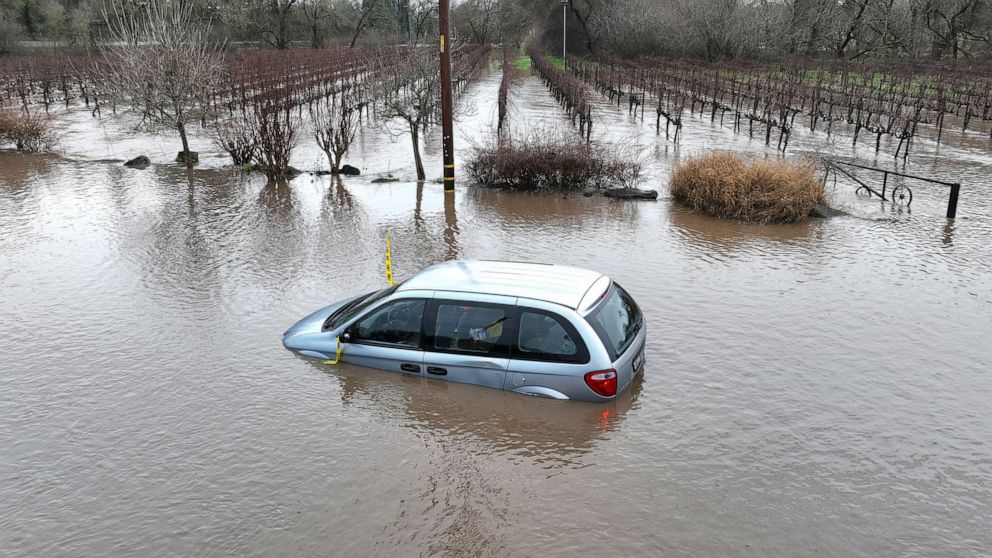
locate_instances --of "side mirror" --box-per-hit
[341,331,352,343]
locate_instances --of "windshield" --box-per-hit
[323,285,398,331]
[586,283,642,360]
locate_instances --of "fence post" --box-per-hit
[947,183,960,218]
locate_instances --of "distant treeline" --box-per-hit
[0,0,490,53]
[547,0,992,60]
[1,0,990,61]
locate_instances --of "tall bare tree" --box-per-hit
[452,0,498,43]
[349,0,380,46]
[102,0,222,167]
[410,0,438,42]
[920,0,991,58]
[375,47,440,181]
[263,0,300,49]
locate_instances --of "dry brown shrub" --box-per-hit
[0,110,58,152]
[467,128,642,191]
[670,153,826,223]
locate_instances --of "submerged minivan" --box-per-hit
[282,260,645,402]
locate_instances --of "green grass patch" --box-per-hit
[547,55,566,70]
[512,56,532,70]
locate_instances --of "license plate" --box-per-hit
[632,351,644,373]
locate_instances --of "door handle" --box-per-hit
[400,363,420,373]
[427,366,447,376]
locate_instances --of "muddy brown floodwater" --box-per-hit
[2,63,991,557]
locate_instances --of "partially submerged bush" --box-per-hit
[214,108,259,166]
[0,110,58,152]
[670,153,826,223]
[467,130,641,191]
[251,102,300,182]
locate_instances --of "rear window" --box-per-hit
[515,310,589,364]
[586,283,642,360]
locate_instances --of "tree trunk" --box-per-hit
[278,7,289,49]
[311,25,322,49]
[322,148,336,173]
[410,125,425,181]
[178,122,192,169]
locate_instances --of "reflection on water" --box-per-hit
[2,65,992,558]
[324,360,642,465]
[443,190,459,260]
[306,358,641,555]
[667,206,820,255]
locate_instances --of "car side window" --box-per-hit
[433,303,508,354]
[352,299,425,348]
[518,312,578,357]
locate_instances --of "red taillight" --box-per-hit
[584,369,617,398]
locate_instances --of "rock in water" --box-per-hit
[176,151,199,165]
[808,204,846,218]
[603,188,659,200]
[340,164,361,176]
[124,155,150,169]
[371,174,400,183]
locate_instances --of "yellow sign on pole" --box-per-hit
[385,229,394,286]
[326,229,395,366]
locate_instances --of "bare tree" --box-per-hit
[309,84,360,173]
[452,0,499,43]
[831,0,872,57]
[102,0,222,167]
[566,0,602,53]
[920,0,991,58]
[590,0,676,56]
[374,47,440,181]
[410,0,438,42]
[300,0,330,48]
[261,0,300,49]
[350,0,380,47]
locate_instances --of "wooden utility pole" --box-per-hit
[439,0,455,193]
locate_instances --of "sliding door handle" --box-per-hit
[427,366,447,376]
[400,363,420,373]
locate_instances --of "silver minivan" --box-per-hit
[282,260,646,402]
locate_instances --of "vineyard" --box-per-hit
[527,51,992,161]
[5,43,992,172]
[0,45,491,115]
[0,44,491,176]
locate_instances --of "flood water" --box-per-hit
[2,63,991,557]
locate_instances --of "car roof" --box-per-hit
[397,260,607,310]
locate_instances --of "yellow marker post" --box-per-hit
[385,229,394,286]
